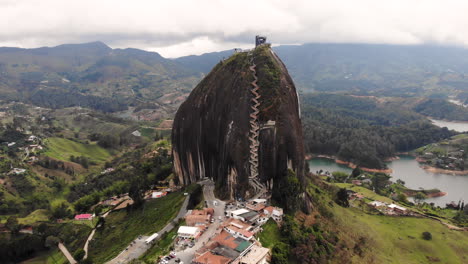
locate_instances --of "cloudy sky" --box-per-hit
[1,0,468,57]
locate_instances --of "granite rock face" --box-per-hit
[172,45,305,201]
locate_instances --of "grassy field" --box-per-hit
[21,249,67,264]
[257,219,281,249]
[334,183,394,203]
[18,209,50,225]
[88,192,186,263]
[43,137,111,164]
[333,205,468,263]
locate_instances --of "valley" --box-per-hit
[1,41,468,264]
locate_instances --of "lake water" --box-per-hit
[308,155,468,206]
[431,119,468,132]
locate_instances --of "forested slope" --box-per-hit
[301,94,456,168]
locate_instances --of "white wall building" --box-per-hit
[177,226,200,239]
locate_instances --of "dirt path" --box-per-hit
[58,242,77,264]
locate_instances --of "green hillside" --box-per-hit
[0,42,201,114]
[333,205,468,263]
[43,137,111,164]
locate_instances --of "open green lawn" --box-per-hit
[18,209,50,225]
[257,219,281,249]
[21,249,67,264]
[43,137,111,164]
[88,192,186,263]
[334,183,394,203]
[333,205,468,263]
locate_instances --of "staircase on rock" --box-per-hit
[247,54,265,194]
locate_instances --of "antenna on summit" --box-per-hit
[255,35,267,47]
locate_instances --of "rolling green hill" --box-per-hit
[43,137,111,164]
[0,42,202,114]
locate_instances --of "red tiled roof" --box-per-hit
[212,230,239,250]
[74,214,92,220]
[193,251,231,264]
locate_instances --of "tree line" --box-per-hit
[301,94,456,169]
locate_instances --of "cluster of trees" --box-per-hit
[70,143,173,212]
[414,98,468,121]
[88,132,140,149]
[301,94,456,168]
[272,169,303,213]
[38,157,77,174]
[0,221,91,263]
[70,155,90,169]
[271,215,340,264]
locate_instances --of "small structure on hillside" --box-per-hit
[255,35,267,47]
[9,168,26,175]
[263,206,283,222]
[151,191,167,198]
[75,214,94,220]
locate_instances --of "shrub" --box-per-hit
[422,231,432,240]
[73,248,85,261]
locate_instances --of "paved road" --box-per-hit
[58,242,77,264]
[174,180,226,264]
[106,195,191,264]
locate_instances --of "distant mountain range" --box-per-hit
[0,41,201,112]
[2,41,468,113]
[176,43,468,97]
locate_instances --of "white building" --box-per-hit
[227,209,250,220]
[151,191,167,198]
[177,226,200,239]
[369,201,386,207]
[263,206,283,222]
[237,244,270,264]
[131,130,141,137]
[251,198,267,204]
[388,203,407,213]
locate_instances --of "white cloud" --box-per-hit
[1,0,468,57]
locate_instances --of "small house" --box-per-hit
[388,204,407,214]
[151,191,167,198]
[74,214,94,220]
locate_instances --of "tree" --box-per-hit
[73,248,85,261]
[5,216,20,234]
[271,242,290,264]
[336,188,350,207]
[51,203,72,219]
[422,231,432,241]
[372,173,391,194]
[414,192,427,204]
[396,193,409,204]
[45,236,60,248]
[351,167,362,178]
[128,175,147,207]
[396,179,406,186]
